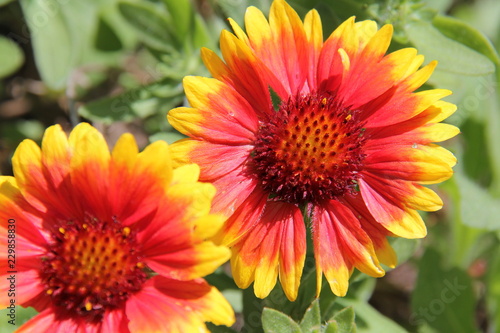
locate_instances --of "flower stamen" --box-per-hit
[40,218,146,323]
[250,92,366,204]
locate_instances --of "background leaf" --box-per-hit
[329,307,356,333]
[118,0,175,52]
[406,21,495,75]
[335,299,407,333]
[79,78,183,124]
[262,307,302,333]
[0,36,24,79]
[432,15,500,66]
[299,299,321,333]
[411,249,478,333]
[20,0,75,90]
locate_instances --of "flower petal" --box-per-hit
[244,0,309,94]
[276,202,306,301]
[16,308,102,333]
[0,270,45,308]
[214,186,268,247]
[168,76,259,144]
[109,137,172,226]
[145,239,230,281]
[230,201,305,300]
[126,277,234,333]
[171,163,200,183]
[317,17,359,92]
[364,143,456,184]
[303,9,322,90]
[101,309,129,333]
[210,167,259,217]
[68,123,111,220]
[169,138,252,181]
[312,209,350,296]
[12,138,46,211]
[219,30,278,117]
[15,309,58,333]
[139,182,229,280]
[368,121,460,146]
[40,125,71,198]
[359,174,427,238]
[256,201,305,300]
[312,200,384,296]
[341,195,398,268]
[0,177,49,250]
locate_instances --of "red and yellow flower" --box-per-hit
[0,123,234,332]
[168,0,458,301]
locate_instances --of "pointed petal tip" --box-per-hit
[329,279,348,297]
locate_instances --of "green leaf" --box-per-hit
[455,172,500,230]
[192,13,213,49]
[439,171,491,268]
[324,321,339,333]
[420,0,454,13]
[269,86,282,111]
[79,79,183,124]
[0,0,15,7]
[94,16,123,52]
[406,21,495,75]
[460,118,493,185]
[335,298,406,333]
[19,1,124,90]
[0,36,24,79]
[216,0,273,26]
[432,15,500,66]
[389,237,419,267]
[206,322,238,333]
[411,248,478,333]
[262,307,302,333]
[343,273,376,303]
[161,0,192,43]
[330,307,356,333]
[0,306,38,333]
[486,246,500,333]
[149,131,185,145]
[20,0,75,90]
[485,71,500,194]
[118,0,175,52]
[300,300,321,333]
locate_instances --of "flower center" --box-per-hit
[250,92,366,204]
[40,218,146,323]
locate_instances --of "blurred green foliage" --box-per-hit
[1,0,499,332]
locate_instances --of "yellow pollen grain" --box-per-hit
[46,289,53,295]
[136,262,144,268]
[58,227,65,234]
[85,302,92,311]
[82,224,88,230]
[322,98,327,105]
[122,227,131,237]
[345,114,352,121]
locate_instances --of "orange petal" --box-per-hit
[214,187,268,247]
[359,174,427,238]
[210,167,259,216]
[364,144,455,184]
[313,200,384,297]
[126,277,234,332]
[230,201,305,300]
[303,9,323,89]
[169,139,253,181]
[244,0,309,94]
[168,76,259,144]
